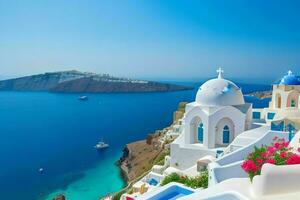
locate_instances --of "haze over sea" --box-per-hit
[0,82,271,200]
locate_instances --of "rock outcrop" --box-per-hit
[53,194,66,200]
[0,70,193,93]
[118,139,163,182]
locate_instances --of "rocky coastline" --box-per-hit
[118,136,164,183]
[52,194,66,200]
[111,102,187,199]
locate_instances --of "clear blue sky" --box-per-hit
[0,0,300,82]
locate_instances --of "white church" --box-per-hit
[170,68,252,170]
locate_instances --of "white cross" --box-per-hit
[288,70,293,75]
[217,67,224,79]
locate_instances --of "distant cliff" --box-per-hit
[0,70,192,93]
[246,90,272,99]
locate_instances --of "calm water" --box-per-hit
[0,82,271,200]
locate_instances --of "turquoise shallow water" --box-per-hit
[44,153,124,200]
[0,82,271,200]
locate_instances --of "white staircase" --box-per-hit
[224,125,269,154]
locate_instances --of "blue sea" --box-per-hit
[0,82,271,200]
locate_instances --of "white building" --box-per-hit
[170,68,252,170]
[253,70,300,140]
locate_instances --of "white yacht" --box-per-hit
[38,168,44,174]
[94,140,109,149]
[78,96,88,101]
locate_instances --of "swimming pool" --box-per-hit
[149,185,194,200]
[148,178,159,186]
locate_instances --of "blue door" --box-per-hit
[198,123,204,142]
[287,124,296,141]
[223,125,230,143]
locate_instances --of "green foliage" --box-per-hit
[161,173,185,186]
[113,190,126,200]
[127,188,134,194]
[164,138,175,144]
[161,171,208,189]
[248,146,266,160]
[153,149,170,166]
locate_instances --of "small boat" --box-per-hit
[78,96,88,101]
[94,140,109,150]
[38,168,44,174]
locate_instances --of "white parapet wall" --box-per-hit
[152,155,171,174]
[252,164,300,197]
[170,142,216,170]
[208,130,289,185]
[209,160,247,185]
[193,192,250,200]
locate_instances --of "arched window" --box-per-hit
[291,99,296,107]
[198,123,204,142]
[223,125,230,143]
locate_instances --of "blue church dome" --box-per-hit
[278,70,300,85]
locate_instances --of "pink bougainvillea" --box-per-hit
[286,154,300,165]
[265,158,275,164]
[241,160,257,173]
[241,137,300,181]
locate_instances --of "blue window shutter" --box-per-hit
[198,123,204,142]
[252,112,261,119]
[267,112,275,120]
